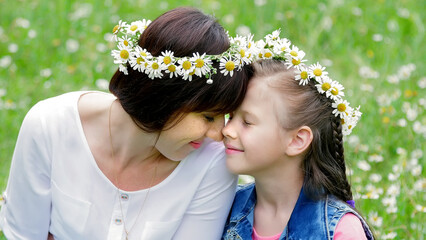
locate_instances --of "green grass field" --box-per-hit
[0,0,424,239]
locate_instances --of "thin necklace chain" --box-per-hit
[108,99,158,240]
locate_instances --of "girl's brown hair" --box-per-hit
[109,7,252,132]
[252,59,353,202]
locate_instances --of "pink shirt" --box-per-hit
[252,213,366,240]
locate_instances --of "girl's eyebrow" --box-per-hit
[240,109,259,121]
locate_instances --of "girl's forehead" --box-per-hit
[247,76,282,102]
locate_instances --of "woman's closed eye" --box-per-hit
[203,114,215,122]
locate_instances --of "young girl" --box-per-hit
[221,44,374,238]
[0,7,252,240]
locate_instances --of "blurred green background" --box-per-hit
[0,0,424,239]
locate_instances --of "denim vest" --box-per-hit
[222,183,374,240]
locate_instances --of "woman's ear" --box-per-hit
[286,126,313,156]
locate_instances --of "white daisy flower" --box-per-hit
[315,76,333,94]
[219,56,237,77]
[177,57,195,76]
[309,62,329,81]
[265,29,281,45]
[260,49,274,59]
[182,69,196,81]
[159,50,175,66]
[134,46,152,61]
[332,99,350,118]
[140,19,152,33]
[230,35,248,47]
[126,20,144,35]
[294,67,309,85]
[165,64,179,78]
[118,35,134,48]
[112,20,127,35]
[145,59,166,79]
[327,80,345,100]
[273,38,291,54]
[191,53,212,77]
[129,52,148,72]
[118,64,128,75]
[111,43,132,64]
[235,46,251,65]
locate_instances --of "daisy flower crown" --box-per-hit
[111,19,362,135]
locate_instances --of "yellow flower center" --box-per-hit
[292,58,301,65]
[313,68,322,76]
[258,53,263,58]
[189,70,196,76]
[123,40,129,46]
[264,52,272,58]
[225,61,235,71]
[300,71,308,79]
[195,59,204,68]
[290,50,298,57]
[130,25,138,31]
[182,61,192,70]
[152,62,159,70]
[140,51,147,57]
[337,103,346,112]
[331,87,339,95]
[281,46,287,51]
[112,25,119,33]
[248,42,252,48]
[240,49,245,58]
[163,56,171,65]
[321,82,331,91]
[168,65,176,72]
[120,49,129,59]
[340,119,345,125]
[136,57,143,65]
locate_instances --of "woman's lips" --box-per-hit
[225,144,244,154]
[189,141,203,149]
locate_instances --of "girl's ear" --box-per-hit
[286,126,313,156]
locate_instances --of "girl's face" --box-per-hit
[155,112,225,161]
[222,76,293,175]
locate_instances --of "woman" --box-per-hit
[0,7,252,239]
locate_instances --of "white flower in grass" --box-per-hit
[369,173,382,182]
[165,64,179,78]
[332,99,350,119]
[327,80,345,100]
[386,184,400,196]
[382,196,396,207]
[308,62,328,81]
[294,67,309,85]
[416,205,426,213]
[177,57,195,77]
[411,165,422,176]
[368,212,383,227]
[145,59,166,79]
[382,232,397,239]
[220,56,237,77]
[368,154,384,163]
[357,160,371,171]
[191,53,212,77]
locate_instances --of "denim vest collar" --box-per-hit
[224,183,374,240]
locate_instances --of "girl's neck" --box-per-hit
[252,157,304,236]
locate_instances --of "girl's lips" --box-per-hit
[225,144,244,154]
[189,141,203,149]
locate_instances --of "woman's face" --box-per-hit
[155,112,225,161]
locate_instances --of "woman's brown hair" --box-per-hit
[109,7,252,132]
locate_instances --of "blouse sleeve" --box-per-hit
[333,213,368,240]
[172,150,238,240]
[0,102,52,239]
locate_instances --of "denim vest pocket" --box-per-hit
[50,181,92,236]
[140,218,181,240]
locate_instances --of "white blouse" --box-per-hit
[0,91,238,240]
